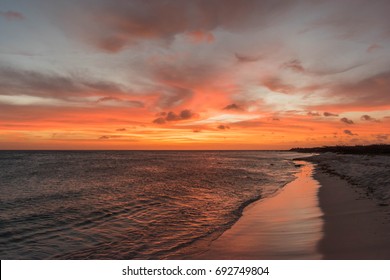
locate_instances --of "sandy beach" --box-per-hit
[185,153,390,260]
[308,154,390,259]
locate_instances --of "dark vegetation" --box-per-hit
[290,144,390,155]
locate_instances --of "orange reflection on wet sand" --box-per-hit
[195,161,323,259]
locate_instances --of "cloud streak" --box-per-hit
[235,53,262,63]
[0,67,130,100]
[323,112,338,117]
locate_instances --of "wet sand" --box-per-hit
[193,158,390,260]
[314,169,390,259]
[194,161,323,259]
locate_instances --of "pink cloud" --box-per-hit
[187,31,214,43]
[367,44,382,53]
[0,10,24,20]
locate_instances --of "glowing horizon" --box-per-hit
[1,0,389,150]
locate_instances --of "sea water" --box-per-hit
[0,151,302,259]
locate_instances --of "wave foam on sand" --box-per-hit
[304,153,390,259]
[306,153,390,205]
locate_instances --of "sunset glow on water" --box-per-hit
[0,151,301,259]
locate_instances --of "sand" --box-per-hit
[314,168,390,259]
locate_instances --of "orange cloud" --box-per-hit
[187,31,214,43]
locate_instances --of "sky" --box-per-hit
[0,0,389,150]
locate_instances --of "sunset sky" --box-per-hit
[1,0,389,149]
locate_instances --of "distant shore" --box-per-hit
[304,153,390,259]
[290,144,390,155]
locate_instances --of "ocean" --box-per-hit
[0,151,302,259]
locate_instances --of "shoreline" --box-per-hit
[182,153,390,260]
[311,163,390,259]
[188,160,323,260]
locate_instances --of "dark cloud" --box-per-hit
[166,111,181,121]
[307,111,320,116]
[223,103,242,111]
[235,53,262,63]
[262,77,294,94]
[96,96,144,108]
[0,10,24,20]
[217,124,230,130]
[327,71,390,109]
[343,129,357,136]
[153,117,166,124]
[280,51,365,77]
[153,109,197,124]
[340,117,354,124]
[323,112,338,117]
[361,114,380,122]
[0,66,131,101]
[180,109,195,120]
[116,128,126,131]
[283,59,305,73]
[306,63,364,77]
[48,0,294,52]
[0,67,78,97]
